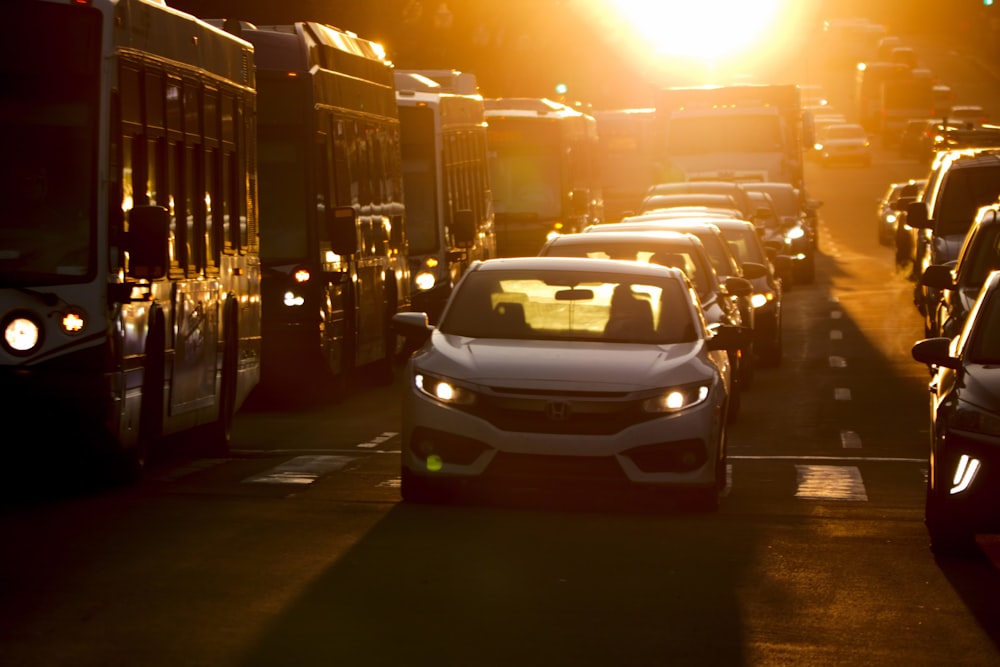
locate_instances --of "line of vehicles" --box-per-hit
[393,76,823,508]
[857,36,1000,554]
[1,0,823,490]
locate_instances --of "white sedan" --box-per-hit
[813,123,872,167]
[392,256,745,510]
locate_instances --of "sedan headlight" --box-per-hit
[642,381,712,413]
[785,226,806,241]
[751,291,775,309]
[414,371,476,405]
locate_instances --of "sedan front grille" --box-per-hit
[460,387,657,435]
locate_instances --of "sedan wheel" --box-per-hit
[925,483,978,557]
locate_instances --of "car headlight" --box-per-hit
[950,404,1000,438]
[414,371,477,405]
[642,381,712,413]
[414,270,437,291]
[751,291,774,309]
[785,226,806,241]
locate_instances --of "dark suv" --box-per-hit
[906,149,1000,335]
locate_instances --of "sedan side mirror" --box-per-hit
[912,337,960,370]
[920,264,955,290]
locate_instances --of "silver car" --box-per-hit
[393,256,744,510]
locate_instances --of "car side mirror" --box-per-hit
[739,261,768,281]
[906,201,931,229]
[920,264,955,290]
[723,276,753,297]
[706,324,749,352]
[392,311,434,351]
[912,337,960,369]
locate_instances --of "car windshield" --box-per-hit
[960,223,1000,288]
[935,164,1000,236]
[966,291,1000,364]
[748,186,799,217]
[439,269,699,344]
[719,227,767,265]
[822,125,865,140]
[542,239,714,300]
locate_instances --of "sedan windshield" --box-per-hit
[440,269,699,344]
[967,291,1000,364]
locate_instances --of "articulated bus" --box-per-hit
[228,22,409,398]
[484,98,603,257]
[1,0,261,475]
[395,69,495,323]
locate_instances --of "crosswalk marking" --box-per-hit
[794,464,868,501]
[357,431,399,449]
[242,455,356,485]
[217,453,925,500]
[840,430,862,449]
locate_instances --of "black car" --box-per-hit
[706,217,784,367]
[912,269,1000,555]
[920,200,1000,338]
[907,149,1000,336]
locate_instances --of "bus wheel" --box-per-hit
[131,311,166,479]
[370,294,396,386]
[199,302,238,457]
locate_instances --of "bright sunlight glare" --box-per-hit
[575,0,813,87]
[609,0,786,61]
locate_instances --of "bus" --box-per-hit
[484,98,603,257]
[228,22,409,399]
[593,108,656,221]
[0,0,261,476]
[855,61,910,132]
[395,69,495,323]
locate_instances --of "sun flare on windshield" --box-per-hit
[605,0,787,62]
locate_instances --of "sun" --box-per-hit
[577,0,806,83]
[607,0,787,62]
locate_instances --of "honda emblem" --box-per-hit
[546,401,570,421]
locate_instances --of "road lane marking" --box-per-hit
[357,431,399,449]
[830,330,843,340]
[831,310,843,319]
[242,455,356,485]
[829,356,847,368]
[795,464,868,501]
[840,430,862,448]
[834,387,852,400]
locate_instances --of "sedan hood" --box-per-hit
[419,334,713,391]
[961,365,1000,413]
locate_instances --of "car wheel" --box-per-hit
[401,467,454,504]
[798,255,816,284]
[925,482,978,557]
[760,327,782,368]
[682,437,725,513]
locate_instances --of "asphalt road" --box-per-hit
[5,26,1000,667]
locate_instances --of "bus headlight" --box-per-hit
[414,271,437,291]
[3,313,42,354]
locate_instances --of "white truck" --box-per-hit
[653,84,811,191]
